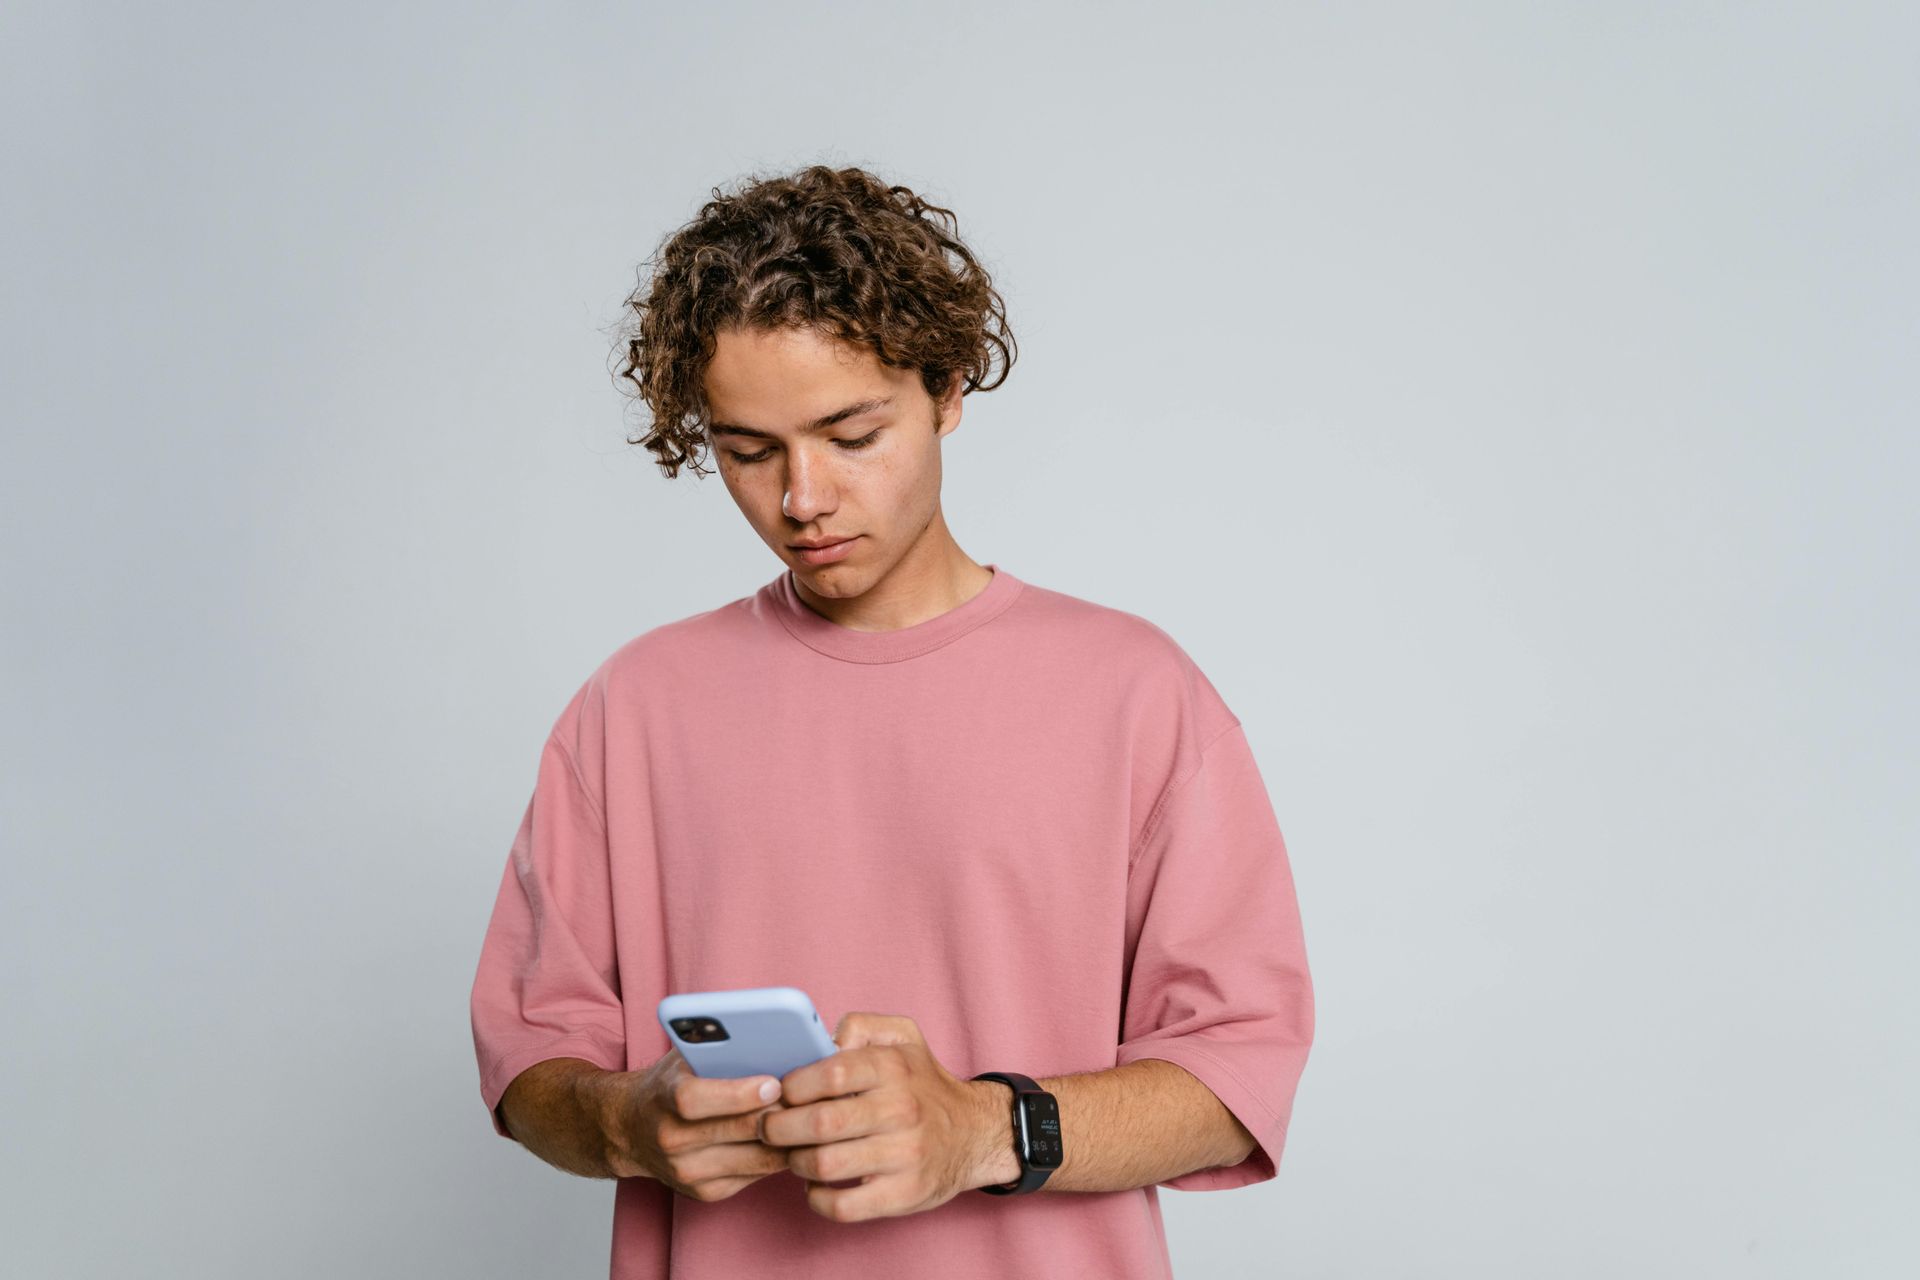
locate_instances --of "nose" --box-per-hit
[781,449,837,524]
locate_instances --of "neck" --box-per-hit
[789,527,988,634]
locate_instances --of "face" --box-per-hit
[703,324,964,597]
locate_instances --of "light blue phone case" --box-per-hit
[657,986,840,1080]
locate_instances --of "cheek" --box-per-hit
[889,450,940,506]
[720,467,778,520]
[862,460,918,517]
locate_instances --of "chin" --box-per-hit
[793,563,860,588]
[790,557,874,593]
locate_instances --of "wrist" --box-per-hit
[967,1079,1024,1190]
[577,1068,646,1180]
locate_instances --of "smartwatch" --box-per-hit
[971,1071,1063,1194]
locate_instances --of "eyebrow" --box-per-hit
[708,396,894,440]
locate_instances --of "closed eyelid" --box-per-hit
[710,396,894,441]
[725,428,881,462]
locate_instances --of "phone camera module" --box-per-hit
[669,1016,732,1044]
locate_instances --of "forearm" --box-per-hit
[496,1057,628,1180]
[967,1058,1256,1194]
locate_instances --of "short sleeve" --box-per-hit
[1115,721,1315,1190]
[469,729,628,1141]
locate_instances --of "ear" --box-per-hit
[933,376,964,439]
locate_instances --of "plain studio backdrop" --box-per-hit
[2,3,1914,1277]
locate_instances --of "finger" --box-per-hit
[691,1174,765,1201]
[672,1072,784,1121]
[759,1092,896,1148]
[666,1103,785,1155]
[780,1048,887,1107]
[803,1166,899,1222]
[675,1130,792,1187]
[787,1131,900,1185]
[738,1102,786,1146]
[831,1013,924,1052]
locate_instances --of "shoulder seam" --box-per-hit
[1127,717,1244,872]
[550,732,608,838]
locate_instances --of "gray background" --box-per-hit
[3,2,1914,1276]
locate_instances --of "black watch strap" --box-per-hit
[971,1071,1061,1195]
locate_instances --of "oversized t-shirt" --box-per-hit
[469,563,1315,1280]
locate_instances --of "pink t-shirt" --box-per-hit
[470,563,1314,1279]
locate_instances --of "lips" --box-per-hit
[790,535,861,565]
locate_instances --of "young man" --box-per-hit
[469,165,1315,1280]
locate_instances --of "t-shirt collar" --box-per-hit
[771,562,1024,664]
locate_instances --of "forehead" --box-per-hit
[703,326,899,425]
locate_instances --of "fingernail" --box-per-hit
[759,1079,780,1102]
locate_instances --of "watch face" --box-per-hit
[1016,1092,1064,1169]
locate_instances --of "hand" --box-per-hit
[759,1012,996,1222]
[610,1047,790,1201]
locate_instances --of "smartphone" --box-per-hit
[657,985,839,1081]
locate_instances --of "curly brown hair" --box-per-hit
[610,164,1017,479]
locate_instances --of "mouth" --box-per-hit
[789,535,861,565]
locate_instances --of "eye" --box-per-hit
[727,429,881,466]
